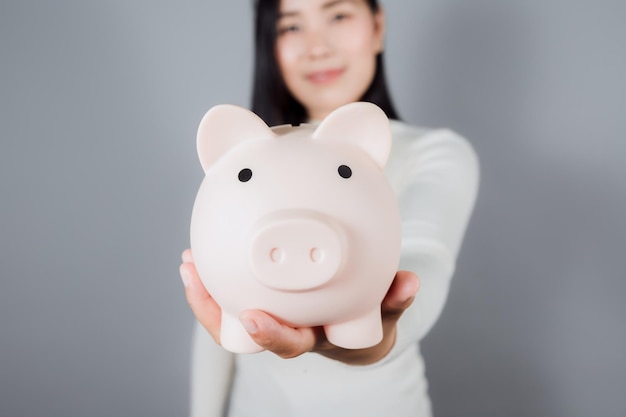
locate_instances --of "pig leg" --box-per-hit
[324,307,383,349]
[220,312,265,354]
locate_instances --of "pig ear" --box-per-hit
[196,105,275,172]
[312,102,392,168]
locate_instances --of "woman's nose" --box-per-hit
[305,29,332,59]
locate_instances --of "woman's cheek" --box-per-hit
[276,38,302,71]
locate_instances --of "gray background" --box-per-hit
[1,1,624,416]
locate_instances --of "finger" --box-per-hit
[381,271,419,319]
[239,310,318,359]
[179,262,222,343]
[181,248,193,263]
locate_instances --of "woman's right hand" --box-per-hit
[179,249,223,344]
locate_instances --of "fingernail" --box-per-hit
[180,266,191,287]
[240,317,258,334]
[181,249,193,263]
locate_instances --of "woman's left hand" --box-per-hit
[181,249,419,366]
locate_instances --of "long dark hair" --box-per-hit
[251,0,399,126]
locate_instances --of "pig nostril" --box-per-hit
[270,248,285,263]
[310,248,324,263]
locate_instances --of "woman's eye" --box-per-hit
[278,24,300,35]
[332,13,350,22]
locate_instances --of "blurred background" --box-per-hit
[1,1,624,416]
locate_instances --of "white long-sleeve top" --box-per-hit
[189,121,480,417]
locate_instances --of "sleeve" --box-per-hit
[384,128,480,362]
[189,321,236,417]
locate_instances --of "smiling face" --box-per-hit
[275,0,385,121]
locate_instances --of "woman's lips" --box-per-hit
[306,68,344,84]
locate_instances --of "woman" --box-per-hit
[179,0,479,416]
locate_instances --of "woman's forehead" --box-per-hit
[278,0,362,16]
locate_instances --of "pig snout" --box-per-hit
[249,211,345,291]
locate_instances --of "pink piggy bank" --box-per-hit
[190,102,401,353]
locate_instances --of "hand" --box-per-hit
[180,249,223,343]
[179,249,419,366]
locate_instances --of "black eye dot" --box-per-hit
[238,168,253,182]
[338,165,352,179]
